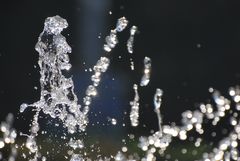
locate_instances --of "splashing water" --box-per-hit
[140,57,152,87]
[127,26,138,70]
[20,15,87,134]
[18,15,88,160]
[104,17,128,52]
[0,113,17,161]
[68,138,84,150]
[154,88,163,136]
[127,26,138,54]
[18,15,129,161]
[82,57,110,115]
[130,84,140,127]
[0,15,239,161]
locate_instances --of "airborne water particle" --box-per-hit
[208,87,214,93]
[111,118,117,125]
[70,154,84,161]
[68,138,84,150]
[121,146,128,152]
[130,84,140,127]
[181,148,187,154]
[194,138,202,147]
[0,140,5,149]
[140,57,152,86]
[116,17,128,32]
[11,15,240,161]
[127,26,138,54]
[20,103,28,113]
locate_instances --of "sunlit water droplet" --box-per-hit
[9,15,240,161]
[70,154,84,161]
[116,17,128,32]
[127,26,138,54]
[20,103,28,113]
[130,84,140,127]
[68,138,84,150]
[140,57,151,86]
[111,118,117,125]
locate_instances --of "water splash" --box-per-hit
[153,88,163,136]
[127,26,138,54]
[116,17,128,32]
[140,57,152,86]
[129,84,140,127]
[18,15,88,161]
[104,17,128,52]
[21,15,87,134]
[0,113,17,161]
[83,17,128,116]
[70,154,84,161]
[137,87,240,161]
[68,138,84,150]
[82,57,110,115]
[127,26,138,71]
[19,15,130,161]
[3,15,240,161]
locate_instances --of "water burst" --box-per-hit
[127,26,138,54]
[0,113,17,161]
[129,84,140,127]
[140,57,152,86]
[1,15,240,161]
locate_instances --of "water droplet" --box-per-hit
[86,85,97,96]
[127,26,138,54]
[154,88,163,109]
[68,138,84,150]
[130,84,140,127]
[20,103,28,113]
[111,118,117,125]
[0,140,5,149]
[44,15,68,35]
[105,30,118,49]
[116,17,128,32]
[140,57,151,86]
[70,154,84,161]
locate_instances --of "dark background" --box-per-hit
[0,0,240,160]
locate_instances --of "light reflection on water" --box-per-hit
[0,13,240,161]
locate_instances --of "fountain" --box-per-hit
[0,15,240,161]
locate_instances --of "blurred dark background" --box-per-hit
[0,0,240,160]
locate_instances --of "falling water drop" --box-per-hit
[7,15,240,161]
[0,140,4,149]
[68,138,84,150]
[116,17,128,32]
[86,85,97,96]
[70,154,84,161]
[154,88,163,109]
[140,57,152,86]
[20,103,28,113]
[111,118,117,125]
[130,84,140,127]
[127,26,138,54]
[153,88,163,137]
